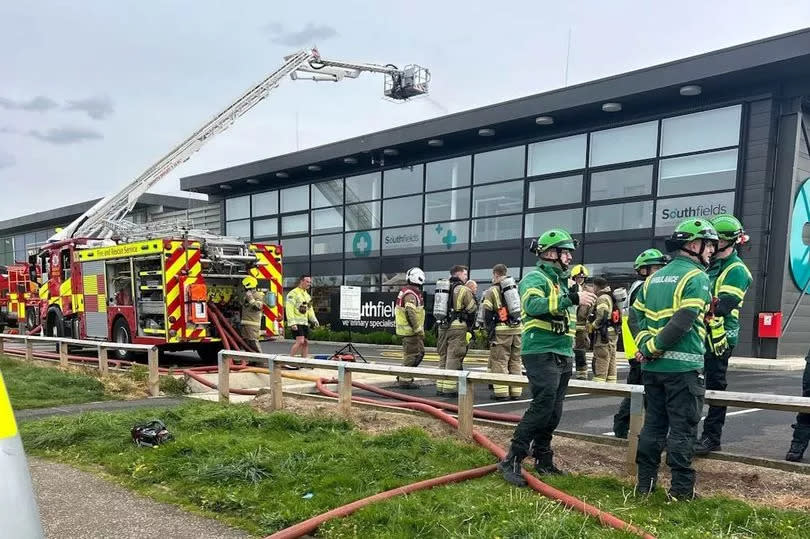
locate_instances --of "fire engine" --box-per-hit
[26,49,428,361]
[0,263,40,333]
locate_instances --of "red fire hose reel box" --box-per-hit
[758,312,782,338]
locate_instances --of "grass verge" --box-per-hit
[20,401,810,538]
[1,356,112,409]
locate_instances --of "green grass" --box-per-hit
[20,401,810,538]
[0,356,112,409]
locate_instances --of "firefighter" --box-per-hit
[239,275,264,353]
[395,267,426,389]
[498,229,596,486]
[613,248,670,439]
[286,274,318,359]
[695,214,753,456]
[590,277,618,384]
[786,350,810,461]
[631,219,717,500]
[570,264,591,379]
[482,264,523,401]
[436,265,477,397]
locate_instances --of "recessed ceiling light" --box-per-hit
[275,172,289,179]
[383,148,399,156]
[427,139,443,147]
[680,84,702,96]
[307,165,321,172]
[535,116,554,125]
[246,178,259,185]
[218,184,232,190]
[602,102,622,112]
[478,128,495,136]
[343,157,358,164]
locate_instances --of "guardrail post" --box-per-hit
[268,356,283,411]
[147,347,160,397]
[0,335,5,355]
[217,350,230,403]
[24,337,33,362]
[338,363,352,416]
[627,387,645,477]
[97,345,109,376]
[59,341,69,368]
[457,374,474,440]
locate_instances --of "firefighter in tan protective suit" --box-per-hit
[436,264,477,397]
[395,267,426,389]
[570,264,591,380]
[482,264,523,401]
[590,277,620,383]
[240,275,265,353]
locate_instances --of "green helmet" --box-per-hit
[710,214,745,242]
[665,219,719,252]
[634,249,670,271]
[530,228,578,254]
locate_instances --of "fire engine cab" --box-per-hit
[0,263,40,332]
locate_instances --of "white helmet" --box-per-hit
[406,267,425,286]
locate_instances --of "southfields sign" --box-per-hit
[655,192,735,234]
[329,292,398,332]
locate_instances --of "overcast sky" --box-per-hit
[1,0,809,219]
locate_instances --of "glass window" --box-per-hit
[590,121,657,166]
[346,172,381,203]
[345,201,382,231]
[473,146,525,184]
[13,235,24,261]
[655,191,736,236]
[425,188,470,222]
[473,180,523,217]
[311,179,343,208]
[586,201,654,233]
[283,262,310,289]
[252,191,277,217]
[345,229,380,258]
[282,213,308,236]
[424,220,469,253]
[528,134,586,176]
[252,217,277,239]
[226,219,250,239]
[528,175,582,209]
[311,233,343,257]
[281,185,309,213]
[525,208,583,237]
[35,230,50,244]
[383,194,423,227]
[384,165,423,197]
[661,105,742,156]
[225,196,250,220]
[426,156,471,191]
[311,207,343,235]
[470,249,521,281]
[281,236,309,258]
[658,149,738,197]
[382,225,422,255]
[472,215,522,243]
[583,260,637,283]
[345,259,381,291]
[590,165,653,201]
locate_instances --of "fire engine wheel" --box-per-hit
[112,318,135,361]
[25,308,37,332]
[196,342,224,363]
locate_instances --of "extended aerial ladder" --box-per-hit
[51,49,429,242]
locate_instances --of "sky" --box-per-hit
[1,0,810,220]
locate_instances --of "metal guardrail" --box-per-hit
[216,350,810,477]
[0,334,160,396]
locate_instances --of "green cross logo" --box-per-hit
[352,231,372,257]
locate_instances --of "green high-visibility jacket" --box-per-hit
[707,251,752,347]
[519,261,576,357]
[632,256,711,372]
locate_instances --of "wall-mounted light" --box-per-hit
[679,84,702,96]
[427,139,443,147]
[246,178,259,185]
[343,157,358,164]
[535,116,554,125]
[307,165,322,172]
[601,102,622,112]
[383,148,399,156]
[275,172,289,179]
[478,128,495,136]
[219,184,232,190]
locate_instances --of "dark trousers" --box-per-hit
[509,353,572,456]
[613,360,643,438]
[700,348,732,444]
[791,360,810,443]
[636,370,705,495]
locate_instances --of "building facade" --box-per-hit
[153,30,810,357]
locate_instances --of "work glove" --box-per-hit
[706,317,728,356]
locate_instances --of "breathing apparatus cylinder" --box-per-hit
[475,299,487,329]
[499,276,521,321]
[433,278,451,321]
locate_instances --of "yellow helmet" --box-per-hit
[570,264,589,278]
[242,275,258,289]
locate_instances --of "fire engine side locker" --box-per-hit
[80,260,108,339]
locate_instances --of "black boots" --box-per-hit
[533,448,566,475]
[694,437,722,456]
[497,450,527,487]
[786,424,810,462]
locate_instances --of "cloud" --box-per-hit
[65,95,114,120]
[264,22,338,46]
[0,96,59,112]
[0,151,15,169]
[27,127,103,145]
